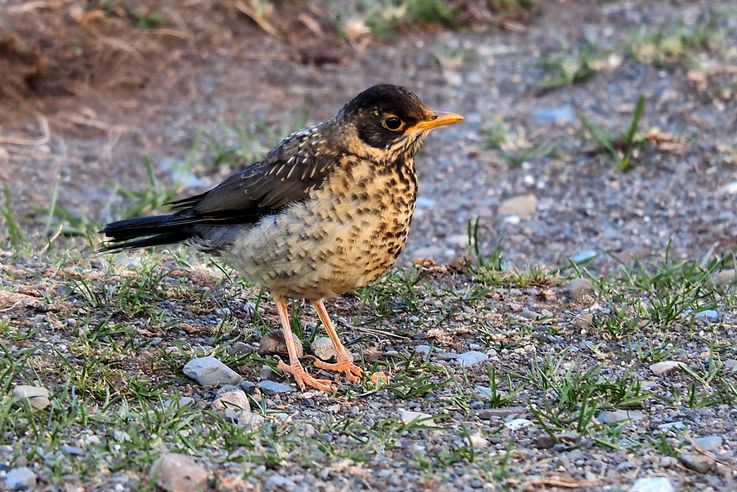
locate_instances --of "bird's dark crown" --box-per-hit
[336,84,435,152]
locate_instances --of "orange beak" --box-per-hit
[411,111,464,131]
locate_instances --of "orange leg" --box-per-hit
[273,297,333,392]
[312,299,363,383]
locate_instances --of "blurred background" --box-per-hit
[1,0,736,268]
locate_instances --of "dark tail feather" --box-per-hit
[101,214,195,251]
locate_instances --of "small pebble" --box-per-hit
[258,330,303,358]
[150,453,208,492]
[399,410,438,427]
[228,341,253,356]
[456,351,488,368]
[693,435,722,452]
[499,194,537,219]
[629,477,674,492]
[597,410,644,424]
[3,467,37,490]
[264,474,297,491]
[679,453,714,473]
[477,407,527,420]
[649,361,685,376]
[567,278,594,301]
[12,384,50,410]
[311,336,338,362]
[183,357,243,387]
[504,418,533,431]
[211,390,250,412]
[258,380,294,395]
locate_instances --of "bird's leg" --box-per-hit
[312,299,363,383]
[274,297,333,392]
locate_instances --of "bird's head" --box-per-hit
[331,84,463,163]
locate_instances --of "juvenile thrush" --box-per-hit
[102,84,463,391]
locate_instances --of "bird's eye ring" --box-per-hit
[382,116,404,131]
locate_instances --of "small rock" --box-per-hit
[258,380,294,395]
[258,330,303,358]
[61,445,85,456]
[211,390,250,412]
[597,410,644,424]
[183,357,243,387]
[520,308,540,320]
[311,337,338,362]
[264,474,297,491]
[567,278,594,301]
[150,453,208,492]
[456,351,488,368]
[228,341,253,356]
[414,345,432,355]
[3,467,37,490]
[694,310,719,323]
[629,477,675,492]
[240,381,258,394]
[649,361,685,376]
[436,351,458,360]
[574,312,594,330]
[535,434,556,448]
[531,105,574,124]
[469,433,489,449]
[477,407,527,420]
[399,410,438,427]
[504,418,533,431]
[679,453,714,473]
[570,250,597,264]
[693,435,723,452]
[724,359,737,372]
[234,410,265,431]
[499,194,537,220]
[164,396,194,409]
[712,269,736,285]
[12,384,50,410]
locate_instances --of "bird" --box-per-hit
[101,84,463,392]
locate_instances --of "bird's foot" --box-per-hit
[314,357,363,384]
[277,360,334,392]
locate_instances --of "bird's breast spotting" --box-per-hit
[225,156,417,299]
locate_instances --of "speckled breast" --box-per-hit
[227,156,417,299]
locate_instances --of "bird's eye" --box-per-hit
[382,116,404,131]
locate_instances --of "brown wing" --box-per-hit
[168,127,337,225]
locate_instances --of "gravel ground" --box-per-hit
[2,1,737,491]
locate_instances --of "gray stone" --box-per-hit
[311,336,337,362]
[629,477,675,492]
[499,194,537,219]
[150,453,208,492]
[211,390,250,412]
[414,345,432,355]
[531,105,574,124]
[521,308,540,320]
[649,361,685,376]
[693,435,723,452]
[399,410,437,427]
[3,467,37,490]
[679,453,714,473]
[12,384,50,410]
[163,396,194,409]
[694,310,719,323]
[456,351,488,368]
[228,341,253,356]
[567,278,594,301]
[61,445,84,456]
[258,380,294,395]
[264,474,297,491]
[504,418,533,431]
[597,410,644,424]
[570,250,597,264]
[477,407,527,420]
[183,357,243,387]
[574,312,594,330]
[258,330,303,358]
[712,269,736,285]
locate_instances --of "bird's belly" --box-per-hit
[224,167,415,299]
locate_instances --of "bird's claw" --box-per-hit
[277,360,334,392]
[314,357,363,384]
